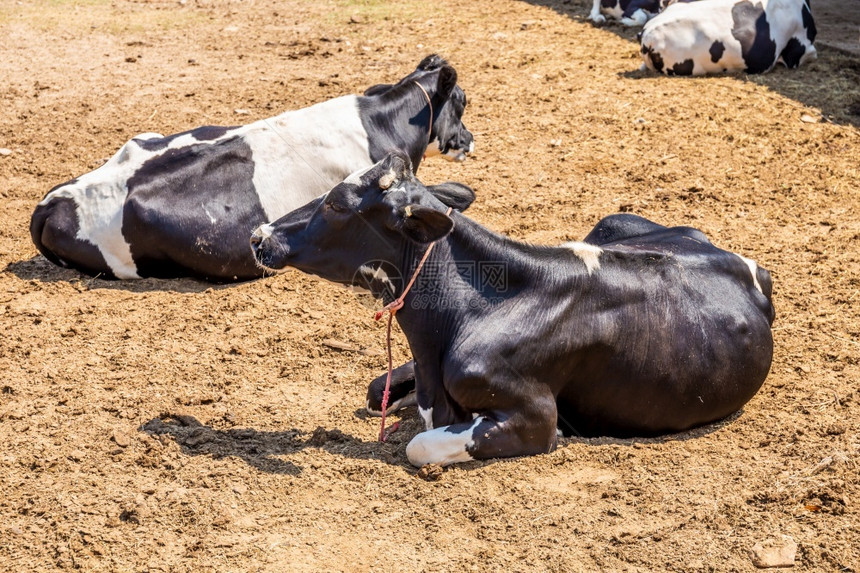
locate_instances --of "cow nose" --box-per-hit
[250,223,274,252]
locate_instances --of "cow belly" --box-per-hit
[557,304,773,436]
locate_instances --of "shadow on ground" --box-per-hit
[522,0,860,127]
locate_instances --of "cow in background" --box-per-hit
[640,0,816,75]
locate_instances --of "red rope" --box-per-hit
[373,206,452,442]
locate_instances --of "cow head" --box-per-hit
[363,55,474,163]
[250,151,472,297]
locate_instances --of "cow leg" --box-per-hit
[620,8,649,26]
[365,360,417,416]
[405,391,558,467]
[589,0,606,23]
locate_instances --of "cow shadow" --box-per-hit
[141,408,740,475]
[139,412,419,475]
[4,255,244,294]
[518,0,860,128]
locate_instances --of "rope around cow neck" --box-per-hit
[373,206,453,442]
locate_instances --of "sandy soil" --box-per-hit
[1,0,858,571]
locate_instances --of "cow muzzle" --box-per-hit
[250,223,288,271]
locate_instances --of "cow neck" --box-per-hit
[372,206,451,442]
[390,211,540,339]
[362,80,435,171]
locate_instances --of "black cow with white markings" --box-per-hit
[251,152,776,467]
[30,55,473,281]
[639,0,816,75]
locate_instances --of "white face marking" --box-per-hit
[405,416,483,467]
[560,241,603,275]
[253,223,274,241]
[418,406,434,430]
[736,254,763,294]
[253,95,372,222]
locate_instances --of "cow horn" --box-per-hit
[379,170,396,190]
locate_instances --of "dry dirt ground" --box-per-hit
[1,0,859,571]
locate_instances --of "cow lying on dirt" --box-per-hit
[251,152,776,467]
[30,55,473,282]
[639,0,816,75]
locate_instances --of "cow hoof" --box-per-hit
[590,13,606,24]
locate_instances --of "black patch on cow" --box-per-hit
[669,59,694,76]
[602,0,618,9]
[122,136,267,280]
[193,125,236,141]
[802,1,816,43]
[780,37,806,68]
[30,195,115,278]
[642,45,665,72]
[622,0,661,18]
[731,1,777,74]
[132,125,238,152]
[710,40,726,63]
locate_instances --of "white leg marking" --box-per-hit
[418,406,434,430]
[560,241,603,274]
[589,0,606,22]
[736,254,763,294]
[405,416,484,467]
[621,9,649,26]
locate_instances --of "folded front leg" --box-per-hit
[365,360,417,416]
[405,390,559,467]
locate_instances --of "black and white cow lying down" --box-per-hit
[251,152,776,467]
[30,55,473,281]
[590,0,665,26]
[640,0,816,75]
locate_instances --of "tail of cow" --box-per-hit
[756,264,776,326]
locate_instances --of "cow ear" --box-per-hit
[426,182,475,212]
[399,205,454,244]
[436,66,457,100]
[364,83,392,96]
[377,151,413,190]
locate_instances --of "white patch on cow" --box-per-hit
[405,416,483,467]
[621,8,649,26]
[736,254,763,294]
[202,204,217,225]
[419,406,434,430]
[253,223,274,241]
[561,241,603,275]
[424,137,472,162]
[343,163,374,187]
[251,95,372,222]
